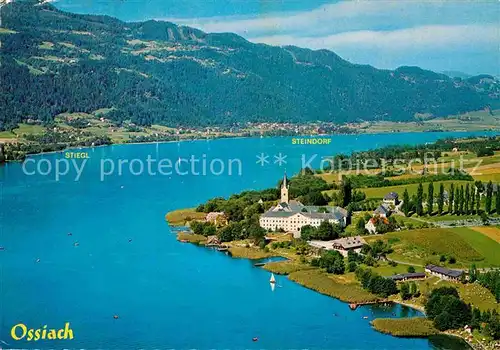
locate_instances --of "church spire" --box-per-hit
[281,171,289,204]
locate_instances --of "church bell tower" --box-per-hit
[280,172,289,204]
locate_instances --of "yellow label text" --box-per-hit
[11,322,74,341]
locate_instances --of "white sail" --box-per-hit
[270,273,276,283]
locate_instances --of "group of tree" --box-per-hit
[346,249,373,272]
[425,286,500,339]
[355,267,398,297]
[311,250,345,274]
[360,239,393,260]
[474,268,500,302]
[300,221,343,241]
[321,137,500,174]
[404,180,500,217]
[399,281,420,300]
[425,287,472,331]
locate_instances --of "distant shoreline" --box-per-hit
[11,129,500,162]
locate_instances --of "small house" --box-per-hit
[383,192,399,206]
[365,216,389,234]
[374,204,391,218]
[205,212,228,227]
[425,264,463,281]
[388,272,426,282]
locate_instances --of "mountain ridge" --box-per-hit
[0,0,498,129]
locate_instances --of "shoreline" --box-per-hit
[170,226,489,349]
[4,128,500,163]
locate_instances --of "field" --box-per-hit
[165,208,206,226]
[371,262,423,277]
[452,227,500,266]
[360,180,472,199]
[371,317,438,337]
[437,280,500,312]
[366,227,500,267]
[288,269,381,304]
[12,123,46,136]
[471,226,500,243]
[359,109,500,134]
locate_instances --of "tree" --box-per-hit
[476,188,481,213]
[448,183,455,214]
[470,185,476,214]
[437,183,445,215]
[464,184,470,215]
[407,266,416,273]
[402,189,411,216]
[496,185,500,214]
[317,221,335,240]
[348,261,357,272]
[356,217,366,234]
[469,264,478,283]
[400,283,411,300]
[416,183,424,216]
[454,186,460,214]
[340,177,352,207]
[486,181,494,214]
[319,250,345,274]
[427,182,434,215]
[459,185,465,215]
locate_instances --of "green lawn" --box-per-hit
[371,262,423,277]
[452,227,500,266]
[366,227,500,268]
[361,181,472,199]
[423,214,482,222]
[13,123,46,136]
[0,130,16,138]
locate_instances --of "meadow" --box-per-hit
[371,317,438,337]
[165,208,206,226]
[366,227,500,268]
[288,269,381,304]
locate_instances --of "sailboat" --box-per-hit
[270,273,276,284]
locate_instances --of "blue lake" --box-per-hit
[1,131,494,349]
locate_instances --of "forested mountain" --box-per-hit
[0,0,499,129]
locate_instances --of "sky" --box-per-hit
[55,0,500,76]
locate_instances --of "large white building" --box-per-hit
[259,174,348,237]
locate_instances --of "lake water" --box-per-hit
[1,131,493,349]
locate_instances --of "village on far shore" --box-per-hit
[166,136,500,349]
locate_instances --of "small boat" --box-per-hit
[270,273,276,284]
[349,303,358,310]
[128,239,132,243]
[0,247,5,251]
[67,232,72,236]
[74,242,79,247]
[113,315,119,319]
[363,316,369,319]
[36,258,40,263]
[252,337,258,342]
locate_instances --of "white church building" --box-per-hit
[259,174,348,238]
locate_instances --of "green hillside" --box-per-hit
[1,0,499,130]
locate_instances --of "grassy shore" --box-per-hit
[263,260,314,275]
[165,208,206,226]
[288,269,382,304]
[176,232,207,244]
[371,317,439,337]
[227,246,275,259]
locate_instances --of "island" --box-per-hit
[166,135,500,349]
